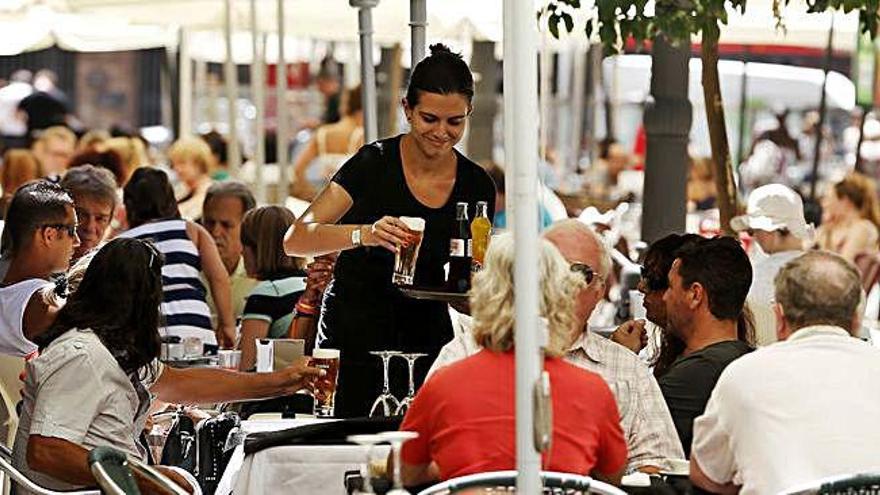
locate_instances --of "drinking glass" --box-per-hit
[377,431,419,495]
[310,348,341,417]
[369,351,402,417]
[392,217,426,285]
[347,434,384,494]
[394,353,428,416]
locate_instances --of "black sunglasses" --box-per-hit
[42,223,77,237]
[570,263,596,285]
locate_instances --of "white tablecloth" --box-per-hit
[216,419,391,495]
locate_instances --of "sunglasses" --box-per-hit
[570,263,599,285]
[42,223,77,238]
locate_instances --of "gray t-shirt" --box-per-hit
[13,328,151,494]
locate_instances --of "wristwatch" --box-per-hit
[351,226,362,247]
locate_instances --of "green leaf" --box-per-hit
[561,12,574,32]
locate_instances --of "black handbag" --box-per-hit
[195,412,241,495]
[159,412,197,474]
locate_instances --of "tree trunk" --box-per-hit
[701,25,740,236]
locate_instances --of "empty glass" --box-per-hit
[347,434,384,494]
[377,431,419,495]
[394,353,428,416]
[369,351,402,417]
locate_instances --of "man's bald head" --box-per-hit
[542,219,611,279]
[775,251,863,335]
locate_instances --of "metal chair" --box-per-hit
[416,470,627,495]
[783,472,880,495]
[88,447,189,495]
[0,443,98,495]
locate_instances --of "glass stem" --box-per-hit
[393,442,403,489]
[382,356,391,393]
[407,358,416,397]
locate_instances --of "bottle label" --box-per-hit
[450,239,471,257]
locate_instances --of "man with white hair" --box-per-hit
[430,219,684,473]
[730,183,812,345]
[691,251,880,494]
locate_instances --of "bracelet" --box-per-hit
[295,301,318,316]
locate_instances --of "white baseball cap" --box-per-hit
[730,184,814,240]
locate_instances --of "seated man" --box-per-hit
[429,220,683,473]
[401,233,627,486]
[691,252,880,494]
[658,237,754,456]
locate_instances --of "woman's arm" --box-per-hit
[238,318,270,371]
[291,138,319,200]
[283,182,411,257]
[187,221,236,346]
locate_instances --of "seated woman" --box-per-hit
[238,206,307,370]
[399,233,627,486]
[13,238,196,494]
[120,167,235,347]
[817,172,880,262]
[168,136,215,221]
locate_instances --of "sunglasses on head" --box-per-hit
[570,263,598,285]
[42,223,77,238]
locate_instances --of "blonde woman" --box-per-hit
[398,233,627,487]
[818,172,880,262]
[0,149,40,216]
[168,136,214,221]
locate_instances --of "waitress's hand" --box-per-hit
[365,216,413,252]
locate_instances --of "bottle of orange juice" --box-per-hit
[471,201,491,271]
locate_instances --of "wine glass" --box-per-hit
[394,353,428,416]
[377,430,419,495]
[347,434,384,494]
[369,351,402,417]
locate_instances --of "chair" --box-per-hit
[417,470,627,495]
[88,447,189,495]
[0,354,26,448]
[783,472,880,495]
[0,442,98,495]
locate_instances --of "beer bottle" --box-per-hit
[471,201,491,271]
[447,202,472,292]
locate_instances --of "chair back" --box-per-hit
[417,470,626,495]
[124,456,190,495]
[0,445,98,495]
[854,252,880,293]
[0,355,24,448]
[88,447,141,495]
[783,472,880,495]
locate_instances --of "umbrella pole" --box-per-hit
[351,0,379,143]
[250,0,266,203]
[224,0,241,176]
[504,0,542,491]
[178,28,192,138]
[809,16,834,201]
[276,0,289,203]
[410,0,427,68]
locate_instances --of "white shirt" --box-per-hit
[429,311,685,472]
[747,250,802,346]
[0,81,31,136]
[0,279,51,357]
[692,325,880,494]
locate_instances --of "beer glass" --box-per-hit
[310,348,340,417]
[392,217,426,285]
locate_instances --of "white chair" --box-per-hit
[0,355,24,449]
[417,470,627,495]
[0,443,99,495]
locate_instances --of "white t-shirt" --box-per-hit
[0,279,51,357]
[692,326,880,494]
[746,250,802,346]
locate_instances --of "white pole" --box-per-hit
[570,45,586,180]
[224,0,242,176]
[178,28,193,138]
[250,0,266,203]
[350,0,379,143]
[276,0,288,202]
[504,0,541,492]
[409,0,427,68]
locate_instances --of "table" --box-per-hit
[216,419,391,495]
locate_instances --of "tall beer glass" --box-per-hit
[392,217,426,285]
[310,348,340,417]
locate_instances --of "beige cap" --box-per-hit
[730,184,814,240]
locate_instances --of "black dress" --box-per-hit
[318,134,496,418]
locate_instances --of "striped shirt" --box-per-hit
[119,219,215,344]
[241,276,306,338]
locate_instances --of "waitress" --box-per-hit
[284,44,495,417]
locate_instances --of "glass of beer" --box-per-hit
[392,217,426,286]
[310,348,340,417]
